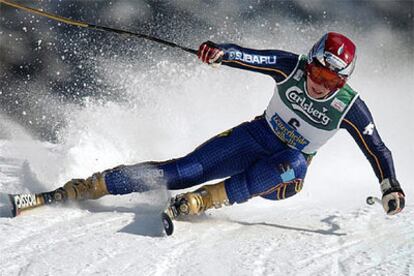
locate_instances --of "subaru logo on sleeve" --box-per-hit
[228,50,277,65]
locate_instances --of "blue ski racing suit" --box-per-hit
[102,43,400,206]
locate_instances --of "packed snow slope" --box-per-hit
[0,133,413,276]
[0,22,413,276]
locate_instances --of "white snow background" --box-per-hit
[0,3,413,276]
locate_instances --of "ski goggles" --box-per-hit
[306,62,347,91]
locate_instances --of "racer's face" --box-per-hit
[306,76,332,99]
[306,62,347,99]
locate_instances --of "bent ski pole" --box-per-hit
[0,0,197,55]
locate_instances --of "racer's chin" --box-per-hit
[307,79,331,99]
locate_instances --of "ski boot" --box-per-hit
[167,181,230,219]
[41,172,109,204]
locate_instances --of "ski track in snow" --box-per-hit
[2,200,412,276]
[0,146,413,276]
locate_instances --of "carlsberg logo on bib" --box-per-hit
[265,56,358,154]
[286,87,331,126]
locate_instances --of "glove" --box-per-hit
[381,178,405,215]
[197,41,224,65]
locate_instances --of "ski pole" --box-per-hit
[0,0,198,55]
[366,196,381,205]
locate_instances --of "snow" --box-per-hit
[0,23,413,276]
[0,72,413,276]
[0,157,413,275]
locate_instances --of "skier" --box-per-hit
[44,32,405,218]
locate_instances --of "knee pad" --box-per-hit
[261,150,307,201]
[261,179,304,200]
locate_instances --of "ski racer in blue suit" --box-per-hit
[48,32,405,218]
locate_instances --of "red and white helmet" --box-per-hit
[308,32,357,78]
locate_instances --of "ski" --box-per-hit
[0,192,47,218]
[161,212,174,236]
[0,192,174,236]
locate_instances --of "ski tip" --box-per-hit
[162,212,174,236]
[0,193,16,218]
